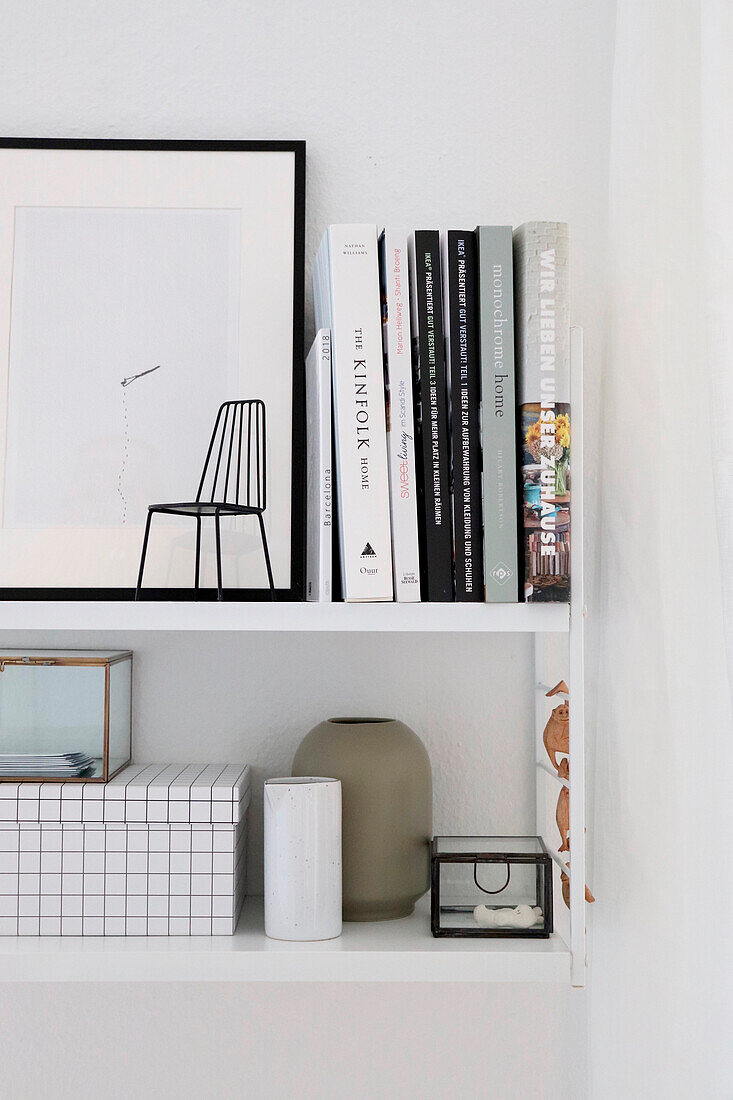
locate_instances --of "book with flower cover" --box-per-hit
[514,222,570,602]
[476,226,520,602]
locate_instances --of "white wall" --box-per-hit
[0,1,615,1096]
[586,4,733,1096]
[2,982,587,1099]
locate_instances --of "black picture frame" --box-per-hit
[0,138,306,602]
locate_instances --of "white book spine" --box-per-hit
[316,225,393,602]
[380,229,421,601]
[305,330,332,602]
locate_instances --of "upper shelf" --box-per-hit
[0,600,569,633]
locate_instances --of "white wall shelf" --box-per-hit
[0,332,586,988]
[0,897,570,983]
[0,600,568,633]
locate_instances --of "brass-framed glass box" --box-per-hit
[0,650,132,782]
[431,836,554,938]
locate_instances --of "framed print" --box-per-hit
[0,138,305,601]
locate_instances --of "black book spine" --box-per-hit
[410,231,453,601]
[447,231,484,601]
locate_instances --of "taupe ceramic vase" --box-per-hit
[292,718,432,921]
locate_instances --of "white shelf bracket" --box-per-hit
[567,325,587,987]
[533,325,587,989]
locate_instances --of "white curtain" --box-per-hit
[589,2,733,1095]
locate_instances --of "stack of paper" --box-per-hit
[0,752,97,778]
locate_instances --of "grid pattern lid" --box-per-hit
[0,763,251,825]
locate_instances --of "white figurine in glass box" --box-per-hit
[473,903,544,929]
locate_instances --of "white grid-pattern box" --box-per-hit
[0,763,249,936]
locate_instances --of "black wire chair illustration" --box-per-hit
[136,400,275,601]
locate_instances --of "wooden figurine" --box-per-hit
[561,871,595,907]
[544,681,595,907]
[555,758,569,852]
[543,680,569,772]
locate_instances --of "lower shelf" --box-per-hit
[0,896,571,983]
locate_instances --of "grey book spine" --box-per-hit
[477,225,519,601]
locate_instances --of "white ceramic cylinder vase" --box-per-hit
[264,776,342,941]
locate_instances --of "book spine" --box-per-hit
[408,232,453,601]
[379,230,421,602]
[514,222,570,602]
[477,226,520,602]
[319,225,393,602]
[445,231,484,601]
[305,330,332,601]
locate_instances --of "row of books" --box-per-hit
[307,222,570,603]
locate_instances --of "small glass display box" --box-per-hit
[431,836,553,938]
[0,650,132,782]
